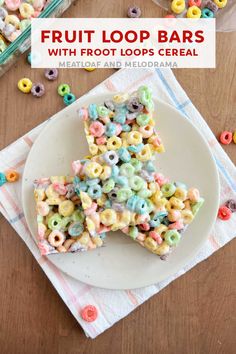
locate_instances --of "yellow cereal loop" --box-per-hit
[149,182,159,194]
[93,236,103,247]
[113,93,129,104]
[50,176,67,184]
[107,136,122,150]
[149,118,155,126]
[58,200,75,217]
[46,185,59,199]
[34,189,46,202]
[98,145,108,153]
[155,225,168,236]
[120,211,132,226]
[18,78,33,93]
[89,143,99,156]
[86,135,95,145]
[127,131,143,145]
[174,187,187,201]
[84,161,103,178]
[100,209,117,226]
[214,0,227,8]
[136,144,152,161]
[86,217,96,234]
[144,237,158,252]
[122,139,129,148]
[97,194,107,206]
[46,197,62,205]
[169,197,185,210]
[100,166,112,180]
[154,241,170,256]
[187,5,201,18]
[80,191,93,209]
[78,232,90,245]
[181,209,194,224]
[171,0,185,14]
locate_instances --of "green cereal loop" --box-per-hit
[102,179,115,194]
[145,199,154,214]
[72,210,85,223]
[130,158,143,172]
[129,226,138,240]
[191,198,204,216]
[137,188,152,198]
[60,216,72,231]
[117,188,133,202]
[48,213,62,230]
[58,84,70,97]
[119,163,135,177]
[97,105,110,117]
[136,114,150,127]
[161,183,176,198]
[129,176,145,191]
[164,230,181,246]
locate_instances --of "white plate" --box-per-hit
[22,94,219,290]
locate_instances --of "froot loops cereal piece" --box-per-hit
[45,68,58,81]
[201,7,214,18]
[33,176,106,255]
[85,67,96,72]
[81,305,98,322]
[31,83,45,97]
[5,0,21,12]
[171,0,186,14]
[214,0,227,8]
[219,131,232,145]
[64,93,76,106]
[188,0,201,6]
[233,131,236,144]
[187,5,201,18]
[0,172,6,186]
[18,78,33,93]
[127,6,141,18]
[19,3,34,18]
[225,199,236,213]
[218,205,231,220]
[5,170,19,182]
[58,83,70,96]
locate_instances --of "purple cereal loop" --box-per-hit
[44,68,58,81]
[104,99,115,111]
[31,83,45,97]
[225,199,236,213]
[66,184,75,199]
[139,170,154,182]
[127,97,144,113]
[204,0,218,14]
[127,6,141,18]
[2,23,15,37]
[0,7,8,20]
[112,202,125,212]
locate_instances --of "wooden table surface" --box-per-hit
[0,1,235,353]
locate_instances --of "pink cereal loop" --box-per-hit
[89,121,105,137]
[149,231,162,244]
[5,0,21,11]
[154,173,166,187]
[168,220,184,230]
[84,202,97,216]
[72,160,82,175]
[188,188,200,202]
[98,225,111,233]
[100,116,110,124]
[38,223,47,240]
[137,233,145,242]
[139,223,150,231]
[52,182,67,195]
[122,226,129,233]
[96,136,106,145]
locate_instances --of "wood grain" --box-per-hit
[0,1,235,353]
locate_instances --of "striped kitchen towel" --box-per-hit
[0,68,235,338]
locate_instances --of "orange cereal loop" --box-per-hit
[6,170,20,183]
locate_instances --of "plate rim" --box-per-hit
[22,94,220,290]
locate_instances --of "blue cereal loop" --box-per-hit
[122,124,131,132]
[114,175,129,186]
[87,184,102,199]
[86,178,100,186]
[88,104,98,120]
[135,198,147,215]
[126,195,138,212]
[128,143,144,153]
[0,172,6,186]
[145,160,155,172]
[118,147,131,162]
[111,165,119,178]
[105,122,117,137]
[113,112,126,124]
